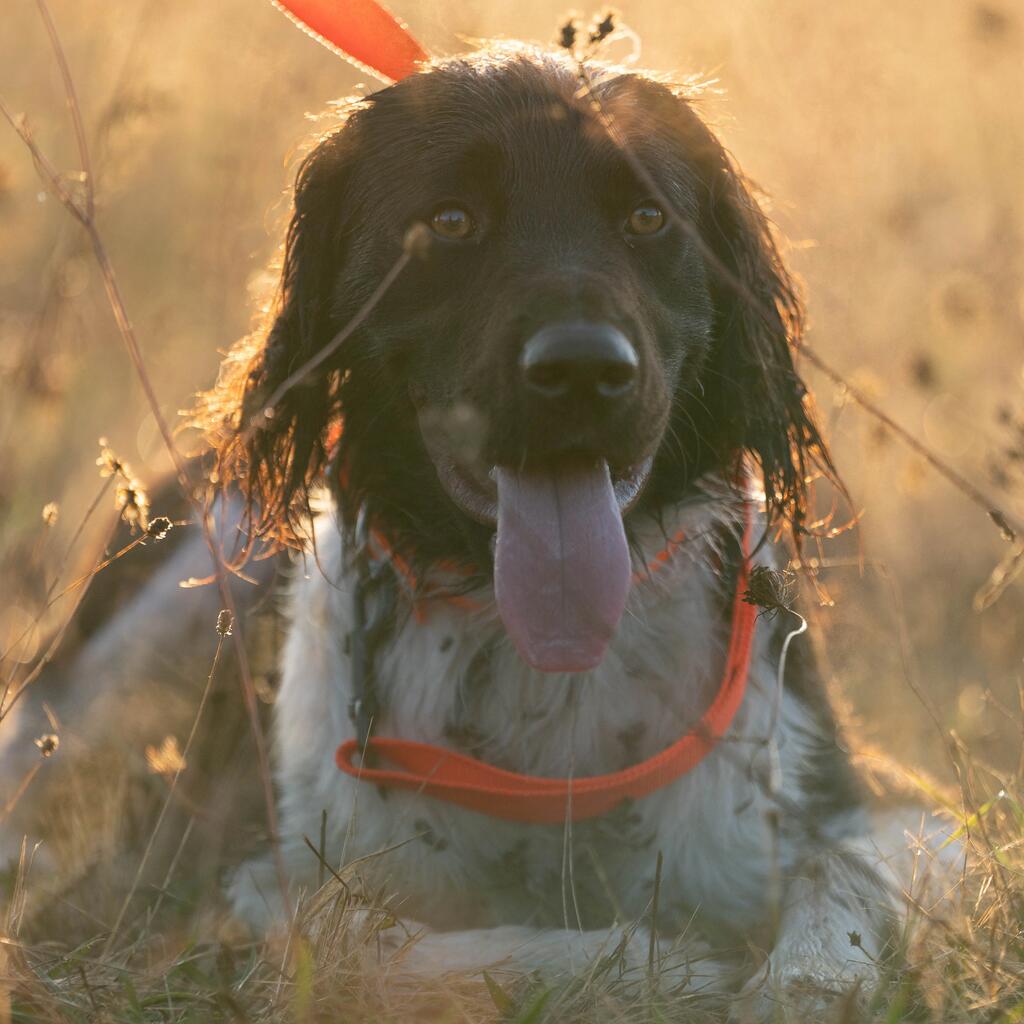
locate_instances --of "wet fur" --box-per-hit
[231,487,920,1018]
[200,46,832,570]
[209,47,934,1017]
[2,45,948,1020]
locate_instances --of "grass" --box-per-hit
[2,782,1022,1023]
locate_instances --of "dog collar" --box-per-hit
[335,497,756,824]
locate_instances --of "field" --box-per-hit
[1,0,1022,1020]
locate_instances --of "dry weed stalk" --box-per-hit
[566,17,1023,555]
[101,611,230,954]
[0,0,291,921]
[0,7,1020,1020]
[0,445,173,726]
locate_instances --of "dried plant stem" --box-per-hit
[43,534,147,608]
[794,343,1023,536]
[247,250,412,436]
[0,0,291,922]
[559,698,584,935]
[144,815,196,930]
[573,60,1022,544]
[102,632,225,955]
[974,542,1024,611]
[647,849,663,979]
[0,515,120,722]
[0,762,44,823]
[2,517,187,717]
[33,0,93,220]
[43,478,114,601]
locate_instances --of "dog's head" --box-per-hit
[203,47,832,670]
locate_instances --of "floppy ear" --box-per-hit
[689,118,836,534]
[196,121,358,547]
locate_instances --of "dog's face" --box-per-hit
[361,66,713,517]
[212,48,829,669]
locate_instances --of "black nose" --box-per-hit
[520,322,639,402]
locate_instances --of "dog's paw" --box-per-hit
[730,951,876,1023]
[226,855,290,934]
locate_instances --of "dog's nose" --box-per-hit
[520,322,639,402]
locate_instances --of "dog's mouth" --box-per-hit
[426,449,651,529]
[421,417,652,674]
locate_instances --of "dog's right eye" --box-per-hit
[625,201,666,236]
[429,206,477,241]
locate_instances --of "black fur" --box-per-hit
[200,47,834,576]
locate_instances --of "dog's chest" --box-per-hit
[276,500,810,933]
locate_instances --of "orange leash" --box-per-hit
[336,501,757,824]
[273,0,428,83]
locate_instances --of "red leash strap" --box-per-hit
[273,0,428,83]
[336,502,757,824]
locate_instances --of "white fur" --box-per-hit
[231,485,945,1015]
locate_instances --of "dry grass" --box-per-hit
[1,0,1023,1020]
[1,802,1022,1022]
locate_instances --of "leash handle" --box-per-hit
[272,0,428,83]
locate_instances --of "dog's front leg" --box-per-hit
[325,914,731,999]
[234,858,730,999]
[731,843,891,1023]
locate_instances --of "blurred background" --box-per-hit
[1,0,1022,782]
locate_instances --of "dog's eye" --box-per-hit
[430,206,476,241]
[625,202,665,236]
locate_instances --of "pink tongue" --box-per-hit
[494,462,631,673]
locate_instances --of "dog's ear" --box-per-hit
[686,113,836,534]
[197,123,359,548]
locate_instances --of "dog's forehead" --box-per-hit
[354,57,688,186]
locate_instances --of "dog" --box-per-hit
[204,44,950,1018]
[1,42,948,1021]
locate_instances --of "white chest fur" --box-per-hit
[266,490,830,935]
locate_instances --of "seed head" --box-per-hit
[146,735,186,778]
[96,437,128,479]
[743,565,797,619]
[988,509,1016,544]
[558,16,579,51]
[145,515,173,543]
[589,10,616,44]
[41,501,59,527]
[34,733,59,758]
[116,478,150,533]
[216,609,234,637]
[402,222,432,260]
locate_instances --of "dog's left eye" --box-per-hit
[625,201,666,236]
[430,205,477,241]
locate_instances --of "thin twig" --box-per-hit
[647,849,663,979]
[33,0,94,219]
[2,0,292,922]
[795,343,1023,537]
[246,250,411,438]
[40,478,113,612]
[102,630,226,955]
[0,762,44,823]
[144,815,196,929]
[0,515,121,721]
[572,58,1022,543]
